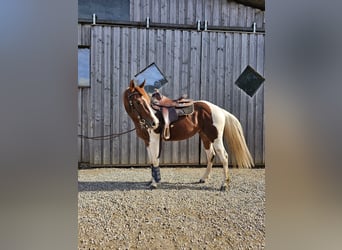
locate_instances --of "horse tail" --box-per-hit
[223,111,254,168]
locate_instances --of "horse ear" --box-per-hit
[139,80,146,89]
[129,79,135,92]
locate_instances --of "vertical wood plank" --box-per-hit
[137,28,148,164]
[130,0,134,21]
[178,0,185,25]
[111,27,121,165]
[247,33,257,162]
[78,24,82,45]
[120,28,130,165]
[161,29,173,164]
[189,31,201,164]
[255,9,264,28]
[229,2,238,27]
[216,33,225,110]
[179,31,189,163]
[78,89,82,162]
[232,33,241,120]
[82,88,91,163]
[195,0,203,23]
[246,7,254,27]
[199,31,208,164]
[255,34,265,164]
[129,28,138,164]
[152,0,161,23]
[171,30,181,163]
[238,3,247,27]
[224,33,233,112]
[169,0,177,23]
[203,0,212,25]
[103,26,112,164]
[208,32,217,104]
[239,33,249,140]
[212,0,220,25]
[186,0,194,25]
[92,26,103,165]
[222,1,229,26]
[160,0,168,23]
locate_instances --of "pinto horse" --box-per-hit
[123,80,254,191]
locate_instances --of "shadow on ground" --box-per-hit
[78,181,219,192]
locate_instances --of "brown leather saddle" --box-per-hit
[151,89,194,140]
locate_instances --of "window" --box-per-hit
[78,47,90,87]
[235,65,264,97]
[135,63,168,93]
[78,0,130,21]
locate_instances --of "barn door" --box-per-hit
[198,32,265,165]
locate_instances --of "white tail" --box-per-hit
[224,112,254,168]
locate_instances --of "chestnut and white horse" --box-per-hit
[123,80,253,191]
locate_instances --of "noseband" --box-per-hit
[128,91,154,129]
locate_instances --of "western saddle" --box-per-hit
[151,89,194,140]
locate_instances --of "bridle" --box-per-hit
[127,91,155,129]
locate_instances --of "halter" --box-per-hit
[127,91,154,129]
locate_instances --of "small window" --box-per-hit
[235,65,265,97]
[135,63,168,93]
[78,47,90,87]
[78,0,130,22]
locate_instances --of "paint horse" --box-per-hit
[123,80,254,191]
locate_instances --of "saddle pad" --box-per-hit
[175,105,194,116]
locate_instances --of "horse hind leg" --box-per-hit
[199,144,215,183]
[212,139,230,191]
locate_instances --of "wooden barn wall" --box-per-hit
[78,25,264,166]
[199,31,264,165]
[78,24,91,163]
[130,0,265,28]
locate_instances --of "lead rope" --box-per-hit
[78,128,136,140]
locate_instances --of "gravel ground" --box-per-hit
[78,167,265,250]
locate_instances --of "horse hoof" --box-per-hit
[220,185,227,191]
[199,179,206,184]
[149,183,158,189]
[147,181,152,186]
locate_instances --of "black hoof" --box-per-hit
[147,181,152,186]
[220,185,227,191]
[199,179,206,184]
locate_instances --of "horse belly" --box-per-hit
[168,116,198,141]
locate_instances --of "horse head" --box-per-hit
[123,79,159,130]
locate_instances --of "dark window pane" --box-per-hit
[235,65,265,97]
[78,0,129,21]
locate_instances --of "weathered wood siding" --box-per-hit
[130,0,265,28]
[78,24,91,163]
[199,31,264,164]
[78,25,265,166]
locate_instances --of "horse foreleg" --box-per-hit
[199,144,215,183]
[147,131,161,189]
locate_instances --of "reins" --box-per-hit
[78,128,136,140]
